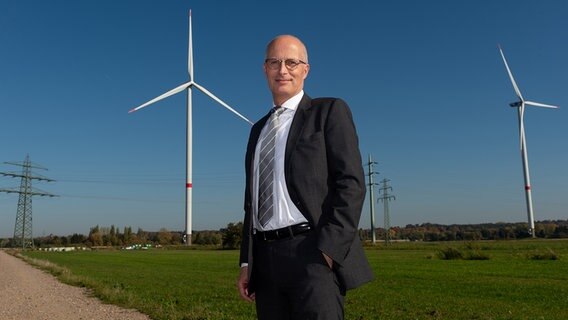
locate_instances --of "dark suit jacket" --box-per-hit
[240,93,374,292]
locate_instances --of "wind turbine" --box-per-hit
[498,45,559,238]
[130,11,253,245]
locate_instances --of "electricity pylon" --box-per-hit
[0,155,57,249]
[366,154,379,244]
[377,178,395,245]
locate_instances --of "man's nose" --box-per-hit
[278,61,288,73]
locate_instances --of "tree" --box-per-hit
[193,231,222,245]
[137,228,149,243]
[123,226,133,244]
[108,225,121,246]
[69,233,87,244]
[157,228,173,245]
[222,222,243,249]
[88,225,103,246]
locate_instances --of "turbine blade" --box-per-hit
[498,45,524,101]
[193,82,254,125]
[129,81,192,113]
[524,100,559,109]
[188,10,194,81]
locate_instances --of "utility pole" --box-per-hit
[366,154,379,244]
[0,155,57,249]
[377,178,395,245]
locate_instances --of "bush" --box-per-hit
[437,245,491,260]
[438,247,463,260]
[464,251,490,260]
[528,248,560,260]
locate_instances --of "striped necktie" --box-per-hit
[258,107,285,227]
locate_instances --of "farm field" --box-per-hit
[21,239,568,320]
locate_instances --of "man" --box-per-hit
[237,34,373,319]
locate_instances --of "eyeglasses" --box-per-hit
[265,58,307,70]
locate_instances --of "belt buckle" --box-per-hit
[255,229,267,241]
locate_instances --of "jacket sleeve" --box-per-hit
[240,125,256,266]
[239,119,267,266]
[316,98,366,266]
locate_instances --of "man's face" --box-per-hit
[264,37,309,105]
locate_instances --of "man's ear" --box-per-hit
[303,64,310,79]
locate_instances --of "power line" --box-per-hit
[52,171,243,185]
[58,194,177,203]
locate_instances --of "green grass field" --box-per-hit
[21,239,568,320]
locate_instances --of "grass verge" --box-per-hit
[19,239,568,320]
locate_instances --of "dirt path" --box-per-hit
[0,249,151,320]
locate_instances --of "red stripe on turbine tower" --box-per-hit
[186,183,192,188]
[525,185,531,191]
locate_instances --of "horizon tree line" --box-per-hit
[0,220,566,249]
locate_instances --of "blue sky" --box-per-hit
[1,0,566,237]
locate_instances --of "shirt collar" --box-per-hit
[272,90,304,112]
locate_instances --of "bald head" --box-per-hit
[265,35,308,63]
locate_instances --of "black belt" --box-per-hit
[255,223,312,242]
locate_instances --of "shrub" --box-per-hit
[528,248,560,260]
[438,247,463,260]
[437,245,491,260]
[464,251,490,260]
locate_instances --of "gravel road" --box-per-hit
[0,249,151,320]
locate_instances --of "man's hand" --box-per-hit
[237,266,255,302]
[322,252,333,269]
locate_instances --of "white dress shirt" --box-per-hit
[252,91,308,231]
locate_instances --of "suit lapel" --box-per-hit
[250,113,270,154]
[247,111,271,202]
[285,94,311,168]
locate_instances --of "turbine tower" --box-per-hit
[498,45,559,238]
[130,11,253,245]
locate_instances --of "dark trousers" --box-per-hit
[254,231,344,320]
